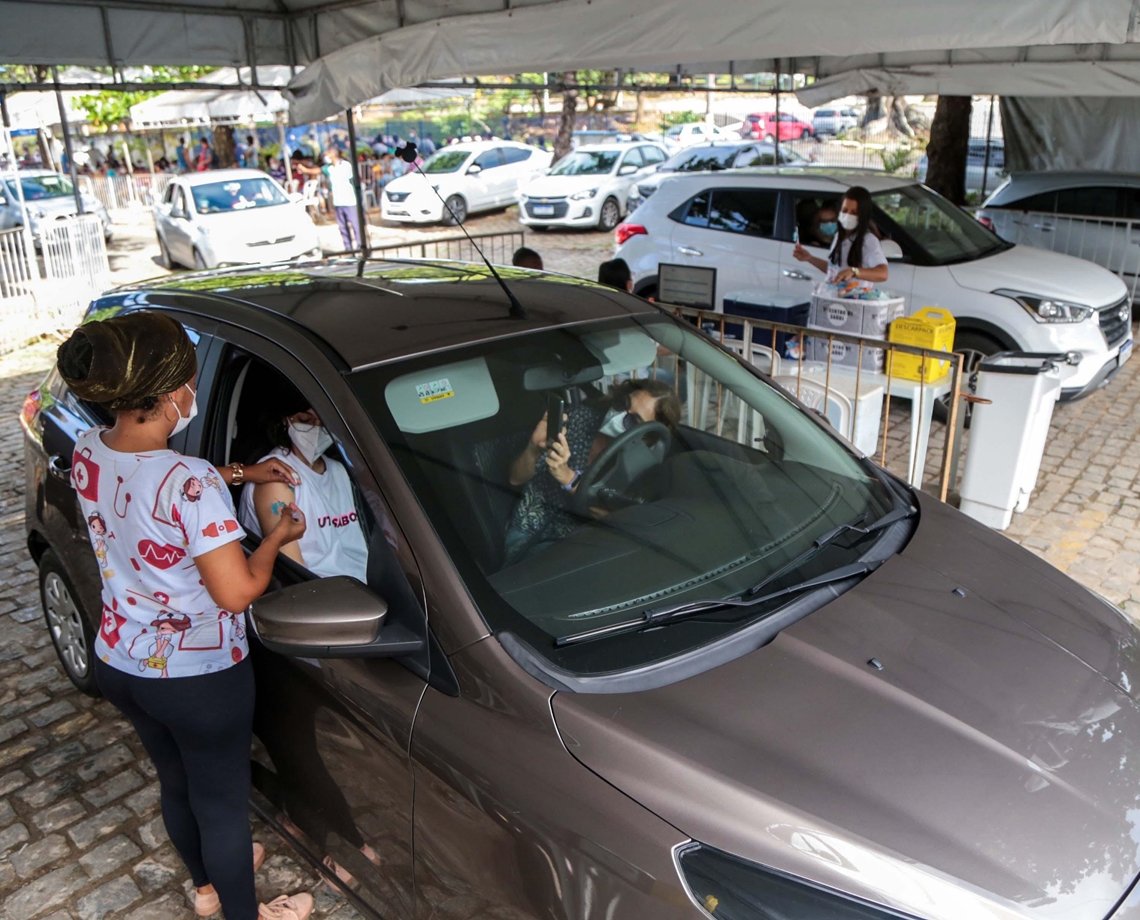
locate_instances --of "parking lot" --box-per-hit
[2,205,1139,918]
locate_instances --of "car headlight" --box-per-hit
[676,844,913,919]
[994,289,1094,323]
[570,188,598,200]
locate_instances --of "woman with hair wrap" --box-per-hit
[56,311,314,920]
[792,185,889,287]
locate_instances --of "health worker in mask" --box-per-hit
[240,392,368,582]
[792,185,888,286]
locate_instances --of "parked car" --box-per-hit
[382,140,552,225]
[740,112,814,142]
[627,140,807,212]
[616,168,1132,403]
[570,130,661,148]
[661,122,731,150]
[977,171,1140,292]
[153,169,320,270]
[812,107,860,136]
[0,170,112,243]
[517,141,668,231]
[916,138,1006,197]
[25,258,1140,920]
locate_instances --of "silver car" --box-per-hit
[0,170,112,243]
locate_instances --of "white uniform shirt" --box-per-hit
[826,232,887,284]
[72,428,248,679]
[239,447,368,582]
[324,160,358,208]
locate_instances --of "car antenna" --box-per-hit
[396,142,527,319]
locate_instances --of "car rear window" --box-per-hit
[191,178,287,214]
[671,188,778,239]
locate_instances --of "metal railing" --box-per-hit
[986,210,1140,301]
[368,230,527,266]
[0,216,111,355]
[81,173,173,212]
[670,306,966,501]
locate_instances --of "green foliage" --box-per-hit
[659,110,703,130]
[877,145,914,175]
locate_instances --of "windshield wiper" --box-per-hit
[554,562,875,648]
[553,505,914,649]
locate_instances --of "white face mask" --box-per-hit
[169,384,197,436]
[838,212,859,232]
[598,407,639,439]
[288,421,333,464]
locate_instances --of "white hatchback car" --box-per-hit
[662,122,731,150]
[518,142,668,231]
[616,168,1132,402]
[382,140,552,225]
[154,169,320,270]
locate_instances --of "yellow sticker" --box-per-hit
[416,378,454,404]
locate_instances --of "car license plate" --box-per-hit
[1120,338,1133,365]
[532,205,555,216]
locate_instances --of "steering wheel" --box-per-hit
[571,421,671,516]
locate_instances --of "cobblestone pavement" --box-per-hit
[3,210,1139,918]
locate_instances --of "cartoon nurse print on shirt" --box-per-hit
[128,612,192,678]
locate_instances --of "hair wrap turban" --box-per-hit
[56,311,196,410]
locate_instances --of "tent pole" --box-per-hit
[51,66,84,215]
[773,60,781,162]
[980,95,996,201]
[279,120,292,192]
[345,107,369,258]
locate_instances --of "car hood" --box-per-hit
[522,174,614,197]
[553,496,1140,920]
[26,194,102,218]
[198,204,315,243]
[946,244,1127,308]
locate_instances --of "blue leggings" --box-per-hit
[96,658,257,920]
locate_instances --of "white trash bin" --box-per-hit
[959,353,1066,530]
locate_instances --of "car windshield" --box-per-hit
[11,174,74,200]
[352,315,899,675]
[190,178,287,214]
[550,151,620,176]
[873,184,1009,265]
[421,150,471,174]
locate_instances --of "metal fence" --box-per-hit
[0,216,111,355]
[81,173,173,213]
[984,210,1140,301]
[669,306,966,500]
[368,230,527,266]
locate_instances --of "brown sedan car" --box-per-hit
[22,259,1140,919]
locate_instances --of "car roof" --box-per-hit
[647,166,912,192]
[995,171,1140,194]
[96,259,656,372]
[175,168,274,186]
[573,142,660,152]
[430,139,526,155]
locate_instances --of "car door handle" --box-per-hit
[782,269,811,280]
[677,246,703,256]
[47,454,71,482]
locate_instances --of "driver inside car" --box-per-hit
[504,379,680,564]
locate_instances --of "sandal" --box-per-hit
[194,842,268,916]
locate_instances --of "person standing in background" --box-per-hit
[195,138,215,172]
[175,137,189,174]
[318,147,361,251]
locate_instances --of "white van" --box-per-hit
[616,168,1132,401]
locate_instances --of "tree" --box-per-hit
[923,96,972,204]
[74,66,216,132]
[553,71,578,163]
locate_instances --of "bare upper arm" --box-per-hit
[253,480,304,565]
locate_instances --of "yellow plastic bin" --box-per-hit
[887,307,956,382]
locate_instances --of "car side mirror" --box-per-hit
[618,164,638,176]
[467,164,483,176]
[249,575,424,659]
[880,238,904,261]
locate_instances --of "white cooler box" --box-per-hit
[774,362,884,456]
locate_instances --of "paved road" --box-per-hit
[2,207,1138,918]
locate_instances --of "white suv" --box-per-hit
[616,168,1132,401]
[382,140,551,225]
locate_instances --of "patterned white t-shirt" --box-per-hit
[72,428,248,679]
[238,446,368,582]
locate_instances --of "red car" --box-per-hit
[741,111,814,142]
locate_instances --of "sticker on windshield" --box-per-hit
[416,378,454,404]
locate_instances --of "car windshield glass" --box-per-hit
[550,151,620,176]
[421,150,470,174]
[190,178,287,214]
[872,184,1009,265]
[352,315,898,676]
[14,174,75,200]
[663,147,739,172]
